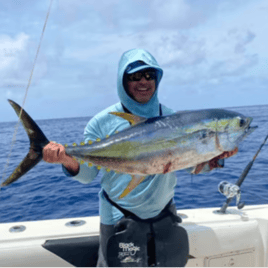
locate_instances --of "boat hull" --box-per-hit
[0,205,267,267]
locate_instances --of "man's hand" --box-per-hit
[43,141,67,164]
[193,147,238,174]
[43,141,80,175]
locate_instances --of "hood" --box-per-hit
[117,49,163,118]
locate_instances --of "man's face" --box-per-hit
[126,70,156,104]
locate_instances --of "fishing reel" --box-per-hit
[218,181,245,212]
[216,128,267,214]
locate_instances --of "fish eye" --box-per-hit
[239,118,246,127]
[200,130,207,139]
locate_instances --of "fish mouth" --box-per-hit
[244,117,257,136]
[246,125,257,135]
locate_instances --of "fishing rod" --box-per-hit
[217,134,268,214]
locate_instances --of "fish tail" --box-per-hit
[2,100,49,186]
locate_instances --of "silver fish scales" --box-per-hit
[3,100,257,198]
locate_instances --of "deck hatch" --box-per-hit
[204,248,255,267]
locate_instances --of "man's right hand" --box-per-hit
[43,141,68,164]
[43,141,80,175]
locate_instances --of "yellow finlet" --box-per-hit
[88,163,93,167]
[80,160,85,165]
[80,142,85,146]
[106,168,111,172]
[72,143,77,146]
[88,140,93,145]
[119,175,146,199]
[106,134,109,138]
[109,112,146,125]
[96,138,101,142]
[97,166,101,170]
[64,144,68,148]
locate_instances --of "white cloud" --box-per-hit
[0,33,29,68]
[0,33,48,91]
[137,31,206,68]
[149,0,202,29]
[0,33,29,87]
[1,0,267,122]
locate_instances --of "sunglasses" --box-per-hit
[126,70,156,81]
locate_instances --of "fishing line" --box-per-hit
[1,0,54,188]
[190,174,194,184]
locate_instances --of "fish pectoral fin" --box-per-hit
[119,175,146,199]
[109,112,146,125]
[191,162,209,175]
[191,148,239,175]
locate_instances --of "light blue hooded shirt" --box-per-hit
[68,49,177,225]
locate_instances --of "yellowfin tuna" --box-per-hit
[2,100,257,198]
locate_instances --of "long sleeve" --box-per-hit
[62,116,102,184]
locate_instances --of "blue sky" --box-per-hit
[1,0,267,122]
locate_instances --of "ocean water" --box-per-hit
[0,105,268,223]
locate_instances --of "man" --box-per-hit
[43,49,189,266]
